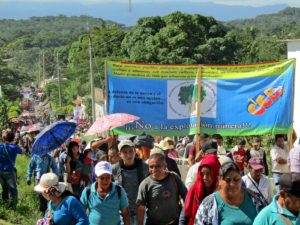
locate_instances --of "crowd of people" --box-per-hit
[1,128,300,225]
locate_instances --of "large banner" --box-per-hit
[107,59,295,136]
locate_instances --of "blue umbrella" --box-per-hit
[32,121,77,156]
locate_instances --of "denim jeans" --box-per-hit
[120,214,137,225]
[0,170,18,206]
[273,172,282,194]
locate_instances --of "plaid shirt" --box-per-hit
[289,146,300,173]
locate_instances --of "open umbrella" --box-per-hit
[32,121,77,156]
[85,113,139,136]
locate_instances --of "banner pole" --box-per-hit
[289,59,297,149]
[196,65,202,153]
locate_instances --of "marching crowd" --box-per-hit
[1,128,300,225]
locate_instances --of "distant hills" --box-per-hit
[0,1,288,26]
[227,7,300,37]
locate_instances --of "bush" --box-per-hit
[0,156,41,224]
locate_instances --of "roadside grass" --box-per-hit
[0,155,40,225]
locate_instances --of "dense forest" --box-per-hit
[0,7,299,114]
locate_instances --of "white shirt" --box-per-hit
[270,143,289,173]
[242,173,273,203]
[289,146,300,173]
[185,162,200,189]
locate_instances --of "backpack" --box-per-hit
[113,158,145,186]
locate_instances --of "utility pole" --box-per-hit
[56,52,62,107]
[89,36,96,123]
[42,50,45,85]
[38,52,41,86]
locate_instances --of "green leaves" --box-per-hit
[121,12,235,64]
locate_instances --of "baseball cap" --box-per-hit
[279,173,300,198]
[201,141,217,154]
[118,140,134,151]
[248,157,264,170]
[94,161,112,177]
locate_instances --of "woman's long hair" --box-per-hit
[67,141,79,159]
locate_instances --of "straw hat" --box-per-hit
[34,173,66,193]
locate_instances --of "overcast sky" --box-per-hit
[0,0,299,7]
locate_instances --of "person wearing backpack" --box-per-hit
[136,150,187,225]
[80,161,130,225]
[112,140,149,225]
[0,131,25,207]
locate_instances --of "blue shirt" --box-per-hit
[80,182,129,225]
[27,154,59,180]
[48,196,89,225]
[215,191,258,225]
[253,195,300,225]
[0,143,22,172]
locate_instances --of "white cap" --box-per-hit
[118,140,134,151]
[95,161,112,177]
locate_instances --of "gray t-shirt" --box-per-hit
[122,168,139,214]
[136,172,187,224]
[112,159,149,215]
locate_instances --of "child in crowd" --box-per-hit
[81,149,94,187]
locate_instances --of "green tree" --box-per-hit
[0,97,8,134]
[0,65,28,100]
[121,12,237,64]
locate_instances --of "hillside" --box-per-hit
[0,1,287,26]
[227,7,300,38]
[0,15,121,44]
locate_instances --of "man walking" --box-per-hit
[136,151,187,225]
[270,134,290,192]
[26,153,59,214]
[112,140,149,225]
[253,173,300,225]
[0,131,25,207]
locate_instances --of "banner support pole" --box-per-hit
[196,65,202,153]
[289,60,297,149]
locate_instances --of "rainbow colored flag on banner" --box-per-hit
[106,59,295,136]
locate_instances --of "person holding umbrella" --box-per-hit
[27,152,59,214]
[29,120,79,208]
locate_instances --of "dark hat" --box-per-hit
[95,150,107,161]
[212,134,223,140]
[248,157,264,170]
[238,139,246,145]
[133,133,154,148]
[201,141,217,154]
[199,133,209,139]
[279,173,300,198]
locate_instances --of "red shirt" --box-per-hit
[232,149,246,172]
